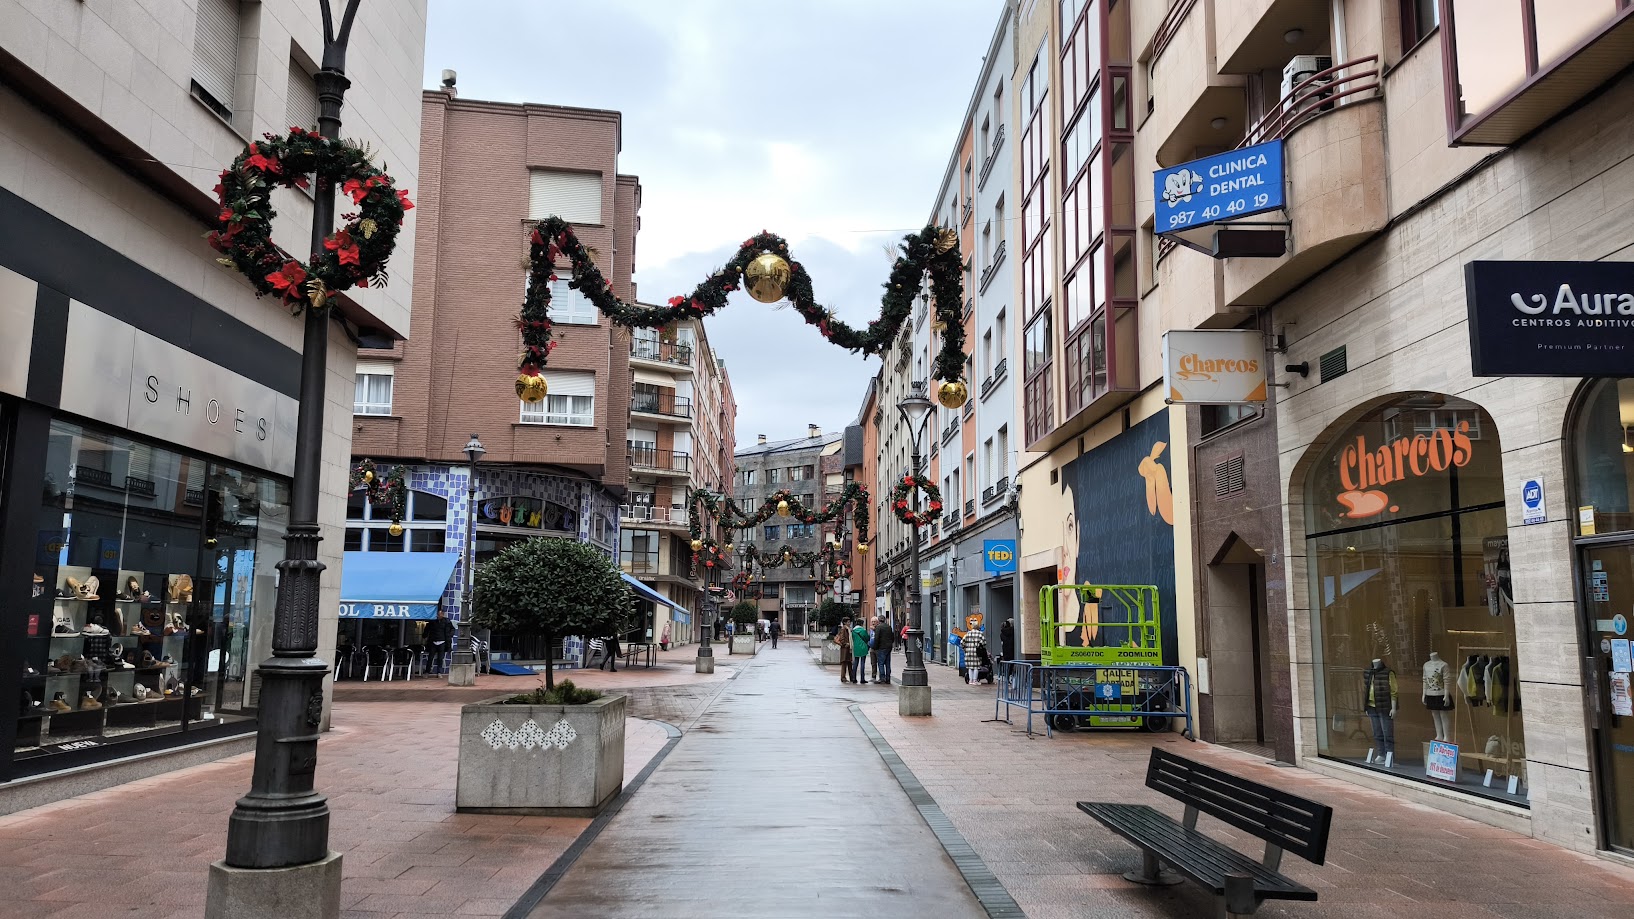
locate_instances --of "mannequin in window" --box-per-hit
[1423,651,1452,741]
[1362,658,1398,763]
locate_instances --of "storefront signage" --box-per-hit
[339,602,437,620]
[1466,260,1634,376]
[1520,477,1546,525]
[58,302,296,475]
[1161,330,1267,404]
[1334,422,1476,519]
[1154,141,1285,235]
[983,539,1017,573]
[1426,741,1460,782]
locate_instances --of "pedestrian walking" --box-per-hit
[963,626,993,684]
[1000,617,1016,663]
[872,615,895,685]
[424,609,454,675]
[768,619,780,648]
[599,627,621,672]
[837,618,855,683]
[851,619,871,684]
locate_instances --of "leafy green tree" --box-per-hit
[472,537,630,688]
[816,598,851,632]
[729,600,759,629]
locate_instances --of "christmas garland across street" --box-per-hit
[684,485,873,558]
[517,216,968,402]
[348,459,408,527]
[209,129,412,313]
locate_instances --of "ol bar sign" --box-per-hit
[1154,141,1286,258]
[1467,261,1634,376]
[1162,330,1267,404]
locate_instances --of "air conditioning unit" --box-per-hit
[1280,54,1333,99]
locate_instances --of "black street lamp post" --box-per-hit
[895,381,936,716]
[451,434,485,685]
[210,1,362,913]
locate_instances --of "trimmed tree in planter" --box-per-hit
[816,598,851,633]
[729,600,758,654]
[459,538,632,815]
[472,537,630,688]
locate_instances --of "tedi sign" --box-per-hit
[1466,260,1634,376]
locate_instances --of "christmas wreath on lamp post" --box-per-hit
[890,473,942,528]
[208,127,412,313]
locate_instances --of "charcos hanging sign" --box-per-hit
[1466,260,1634,376]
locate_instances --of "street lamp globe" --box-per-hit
[464,433,486,465]
[897,380,935,443]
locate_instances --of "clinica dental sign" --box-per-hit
[1154,141,1286,235]
[1466,260,1634,376]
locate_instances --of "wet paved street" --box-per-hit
[523,643,989,919]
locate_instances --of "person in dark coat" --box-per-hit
[872,615,896,685]
[424,611,455,674]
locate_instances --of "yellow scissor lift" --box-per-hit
[1022,583,1191,735]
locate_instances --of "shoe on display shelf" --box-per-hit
[80,692,102,710]
[47,692,71,713]
[82,622,109,636]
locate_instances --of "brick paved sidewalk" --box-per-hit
[0,697,676,919]
[858,661,1634,919]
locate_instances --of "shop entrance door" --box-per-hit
[1580,541,1634,852]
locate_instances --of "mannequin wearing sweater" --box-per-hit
[1423,652,1452,741]
[1362,658,1398,764]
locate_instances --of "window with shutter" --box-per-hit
[353,362,394,415]
[286,58,318,133]
[192,0,242,116]
[520,371,595,426]
[529,170,604,224]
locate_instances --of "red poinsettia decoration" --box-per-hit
[266,260,307,298]
[324,229,361,266]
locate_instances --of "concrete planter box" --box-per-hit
[729,634,756,655]
[456,693,625,816]
[808,632,825,648]
[821,642,841,665]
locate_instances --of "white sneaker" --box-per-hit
[81,623,109,636]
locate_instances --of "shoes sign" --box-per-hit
[1466,260,1634,376]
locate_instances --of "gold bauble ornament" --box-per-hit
[725,543,735,553]
[515,373,549,403]
[388,522,404,536]
[745,252,792,303]
[363,469,374,483]
[937,380,970,409]
[691,539,703,551]
[859,543,869,554]
[776,499,791,517]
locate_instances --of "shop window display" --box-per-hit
[17,419,285,761]
[1305,394,1525,805]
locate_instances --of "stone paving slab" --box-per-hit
[0,700,672,919]
[858,658,1634,919]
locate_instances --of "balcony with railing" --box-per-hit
[983,476,1009,507]
[630,391,694,421]
[1148,0,1248,169]
[977,123,1005,190]
[627,444,692,476]
[963,499,975,518]
[961,200,973,226]
[619,504,688,527]
[942,511,961,533]
[630,338,695,371]
[979,357,1008,401]
[1224,57,1384,308]
[978,239,1007,294]
[940,415,960,445]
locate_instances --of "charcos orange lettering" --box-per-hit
[1338,421,1475,493]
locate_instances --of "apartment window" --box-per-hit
[743,469,757,486]
[789,465,814,481]
[997,426,1009,479]
[528,169,603,224]
[1401,0,1440,49]
[285,58,318,133]
[1024,312,1052,378]
[192,0,244,118]
[1202,403,1256,437]
[620,528,659,573]
[548,279,600,325]
[763,525,781,541]
[994,196,1006,246]
[984,438,995,485]
[964,455,976,500]
[347,490,447,553]
[980,116,991,164]
[963,160,973,203]
[995,310,1008,367]
[520,371,594,426]
[768,468,784,484]
[353,363,393,415]
[981,222,993,268]
[982,330,994,378]
[787,523,814,539]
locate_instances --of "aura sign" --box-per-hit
[1466,260,1634,376]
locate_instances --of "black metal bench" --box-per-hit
[1077,747,1333,917]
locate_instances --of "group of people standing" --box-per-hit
[835,615,897,685]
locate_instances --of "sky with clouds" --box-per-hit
[422,0,1003,446]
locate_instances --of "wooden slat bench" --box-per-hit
[1078,747,1333,917]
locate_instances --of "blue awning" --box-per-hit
[621,573,679,611]
[339,551,460,620]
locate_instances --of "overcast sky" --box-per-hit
[423,0,1002,447]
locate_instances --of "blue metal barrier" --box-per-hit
[994,661,1195,739]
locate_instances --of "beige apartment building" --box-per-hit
[1011,0,1634,858]
[349,82,646,663]
[0,0,427,789]
[620,317,737,648]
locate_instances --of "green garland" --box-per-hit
[890,473,942,529]
[523,217,966,382]
[348,459,408,524]
[684,485,873,557]
[745,545,825,570]
[209,128,412,314]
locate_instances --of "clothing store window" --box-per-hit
[18,418,285,765]
[1305,394,1523,805]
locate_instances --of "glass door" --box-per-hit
[1582,541,1634,852]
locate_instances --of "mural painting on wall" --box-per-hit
[1059,412,1179,664]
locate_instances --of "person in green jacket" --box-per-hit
[851,620,872,684]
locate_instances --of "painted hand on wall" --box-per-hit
[1138,442,1175,525]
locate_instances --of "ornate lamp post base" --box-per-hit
[697,598,716,673]
[207,852,343,919]
[898,683,933,716]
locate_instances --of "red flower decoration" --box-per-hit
[324,230,361,266]
[243,152,282,174]
[343,178,368,204]
[668,295,687,307]
[266,260,307,296]
[397,189,414,210]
